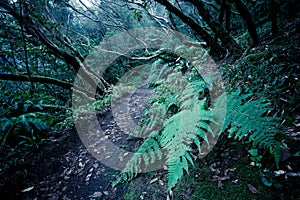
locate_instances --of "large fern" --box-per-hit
[114,60,283,191]
[216,91,283,166]
[161,101,212,190]
[114,61,215,189]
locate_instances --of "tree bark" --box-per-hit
[154,0,226,58]
[225,2,231,32]
[219,0,227,25]
[185,0,241,52]
[219,0,231,32]
[19,0,34,94]
[0,73,95,100]
[232,0,259,46]
[0,73,73,89]
[269,0,278,35]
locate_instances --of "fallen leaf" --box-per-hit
[274,170,285,176]
[62,186,68,191]
[247,183,260,194]
[220,176,230,181]
[167,189,174,200]
[21,186,34,192]
[285,172,300,180]
[85,173,92,182]
[186,187,193,195]
[93,163,99,168]
[158,179,164,185]
[62,195,71,200]
[89,192,103,198]
[232,179,239,184]
[150,177,158,184]
[218,181,224,189]
[280,149,292,162]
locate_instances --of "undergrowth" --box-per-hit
[0,92,68,187]
[113,58,284,191]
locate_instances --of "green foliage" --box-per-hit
[114,60,283,191]
[2,112,48,134]
[54,108,75,131]
[248,148,263,168]
[223,18,300,118]
[113,61,211,189]
[0,112,50,184]
[0,112,49,156]
[219,91,283,167]
[222,59,300,116]
[172,148,276,200]
[163,101,212,190]
[132,10,143,21]
[0,92,68,185]
[72,95,111,118]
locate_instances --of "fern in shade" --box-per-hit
[217,91,283,167]
[114,61,283,191]
[161,100,212,190]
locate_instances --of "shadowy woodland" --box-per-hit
[0,0,299,199]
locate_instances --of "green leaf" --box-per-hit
[261,176,272,187]
[292,151,300,157]
[248,149,258,157]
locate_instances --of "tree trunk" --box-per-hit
[154,0,226,58]
[232,0,259,46]
[219,0,231,32]
[185,0,241,52]
[225,2,231,32]
[219,0,226,25]
[269,0,278,35]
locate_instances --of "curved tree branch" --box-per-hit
[232,0,259,46]
[184,0,241,52]
[0,73,73,89]
[153,0,226,58]
[0,73,96,101]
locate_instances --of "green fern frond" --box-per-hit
[132,102,167,138]
[118,63,210,186]
[217,91,283,167]
[162,100,212,190]
[116,59,283,191]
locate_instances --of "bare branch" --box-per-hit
[0,73,73,89]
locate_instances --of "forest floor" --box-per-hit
[5,84,163,200]
[2,17,300,200]
[6,88,300,200]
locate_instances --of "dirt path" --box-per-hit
[10,85,154,200]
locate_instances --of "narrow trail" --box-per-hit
[15,85,155,200]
